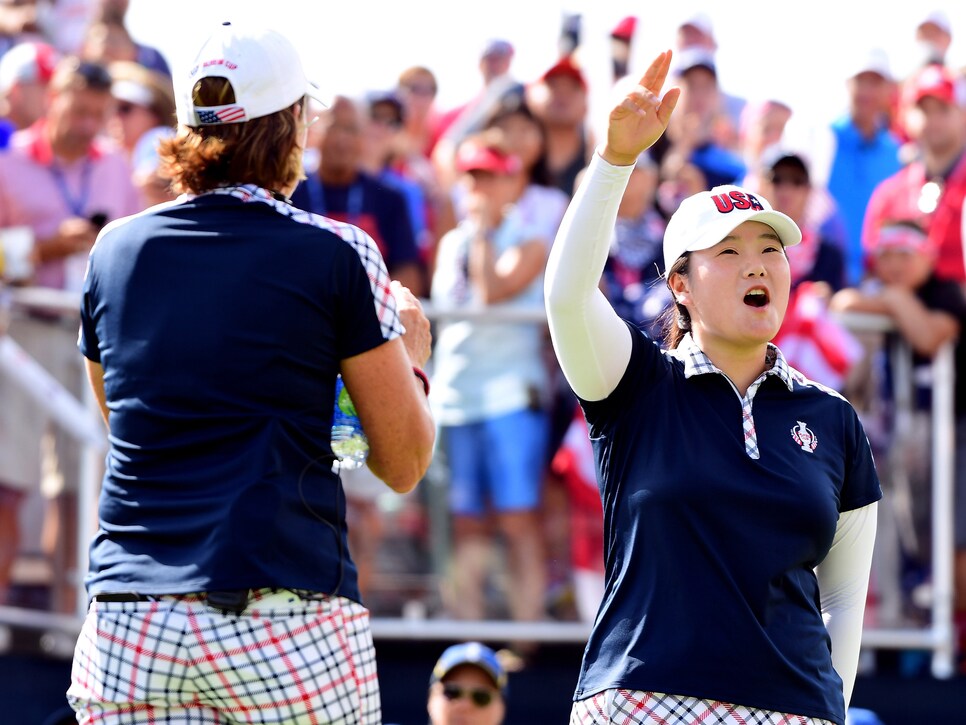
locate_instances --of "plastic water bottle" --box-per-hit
[331,374,368,470]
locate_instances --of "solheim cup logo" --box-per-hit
[791,421,817,453]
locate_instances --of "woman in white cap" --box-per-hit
[66,21,435,725]
[545,51,880,725]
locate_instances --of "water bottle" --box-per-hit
[331,374,369,470]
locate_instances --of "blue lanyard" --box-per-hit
[49,159,93,217]
[306,174,363,223]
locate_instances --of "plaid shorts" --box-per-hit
[68,588,380,724]
[570,689,838,725]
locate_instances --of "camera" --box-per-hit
[89,212,108,230]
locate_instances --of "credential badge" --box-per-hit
[791,421,817,453]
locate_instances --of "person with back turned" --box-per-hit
[67,21,435,724]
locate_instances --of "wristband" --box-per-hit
[413,366,430,396]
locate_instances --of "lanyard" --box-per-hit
[49,159,94,218]
[306,174,363,224]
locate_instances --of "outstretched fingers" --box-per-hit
[638,50,673,96]
[601,48,679,165]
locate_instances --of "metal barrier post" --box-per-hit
[834,312,957,678]
[930,342,956,677]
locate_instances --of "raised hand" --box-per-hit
[602,50,680,167]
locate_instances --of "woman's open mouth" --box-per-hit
[743,288,769,308]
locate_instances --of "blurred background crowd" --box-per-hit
[1,0,966,681]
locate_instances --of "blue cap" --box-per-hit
[430,642,507,694]
[480,39,514,60]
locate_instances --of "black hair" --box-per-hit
[659,253,692,349]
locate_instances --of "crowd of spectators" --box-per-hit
[1,3,965,676]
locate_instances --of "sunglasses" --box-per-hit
[770,174,808,187]
[115,102,143,116]
[401,83,436,97]
[371,113,402,128]
[441,683,497,707]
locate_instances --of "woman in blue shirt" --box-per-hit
[545,51,880,725]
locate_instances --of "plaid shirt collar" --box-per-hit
[191,184,279,204]
[668,333,795,392]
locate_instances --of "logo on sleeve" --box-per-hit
[791,421,817,453]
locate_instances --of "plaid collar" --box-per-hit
[668,333,795,392]
[193,184,280,204]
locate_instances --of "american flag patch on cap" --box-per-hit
[195,104,248,124]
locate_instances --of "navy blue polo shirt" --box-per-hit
[78,185,402,603]
[574,325,881,724]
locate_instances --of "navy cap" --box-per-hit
[430,642,507,694]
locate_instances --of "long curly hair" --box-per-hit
[158,77,305,195]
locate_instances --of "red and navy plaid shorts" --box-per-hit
[68,588,380,724]
[571,689,838,724]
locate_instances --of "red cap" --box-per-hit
[611,16,637,42]
[540,55,587,90]
[455,141,522,175]
[906,63,966,107]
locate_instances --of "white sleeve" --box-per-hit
[815,502,878,708]
[544,151,636,401]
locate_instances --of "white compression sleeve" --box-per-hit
[544,151,636,401]
[816,502,878,708]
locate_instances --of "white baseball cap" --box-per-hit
[846,47,893,83]
[662,185,801,273]
[918,10,951,36]
[176,21,325,126]
[679,12,714,39]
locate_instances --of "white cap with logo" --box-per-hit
[662,185,802,274]
[176,21,325,126]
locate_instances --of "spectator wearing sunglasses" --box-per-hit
[759,148,845,294]
[428,642,507,725]
[106,60,175,205]
[106,60,174,158]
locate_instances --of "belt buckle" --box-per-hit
[205,589,250,614]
